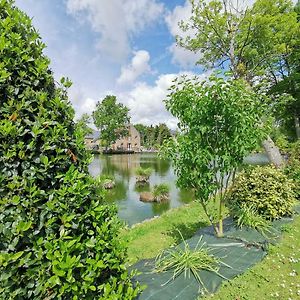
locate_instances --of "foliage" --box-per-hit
[0,1,139,299]
[134,123,172,149]
[92,95,130,148]
[154,232,227,293]
[284,141,300,198]
[227,166,296,220]
[272,130,293,154]
[233,205,271,235]
[75,113,93,137]
[135,167,153,177]
[178,0,299,83]
[93,174,115,189]
[177,0,299,164]
[153,184,170,197]
[163,74,266,236]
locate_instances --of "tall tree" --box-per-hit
[164,75,266,236]
[92,95,130,149]
[177,0,300,166]
[267,1,300,139]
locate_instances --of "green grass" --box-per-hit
[203,215,300,300]
[121,201,211,264]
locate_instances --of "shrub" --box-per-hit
[285,141,300,199]
[0,1,139,299]
[135,167,153,177]
[227,166,296,220]
[153,183,170,197]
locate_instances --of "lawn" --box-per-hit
[122,201,300,299]
[121,201,210,264]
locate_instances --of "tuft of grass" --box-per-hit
[93,174,114,189]
[154,231,229,293]
[121,201,212,264]
[234,205,272,236]
[153,183,170,197]
[135,167,153,177]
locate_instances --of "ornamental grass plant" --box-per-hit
[154,231,229,293]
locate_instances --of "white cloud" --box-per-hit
[117,50,151,85]
[165,1,199,68]
[119,71,210,130]
[66,0,164,62]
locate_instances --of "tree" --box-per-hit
[92,95,130,149]
[267,1,300,139]
[134,123,172,149]
[75,113,93,137]
[0,1,139,298]
[163,75,266,237]
[177,0,300,166]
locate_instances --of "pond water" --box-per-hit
[89,153,269,226]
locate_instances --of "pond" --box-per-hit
[89,153,269,226]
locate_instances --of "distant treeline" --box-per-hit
[134,123,172,149]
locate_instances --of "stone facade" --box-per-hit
[111,124,141,152]
[84,131,100,151]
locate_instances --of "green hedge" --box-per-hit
[0,1,139,298]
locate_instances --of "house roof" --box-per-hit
[85,130,100,140]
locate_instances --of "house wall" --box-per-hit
[84,137,99,150]
[112,125,141,152]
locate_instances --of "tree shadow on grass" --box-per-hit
[164,221,209,245]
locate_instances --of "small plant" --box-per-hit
[234,205,272,235]
[135,167,153,177]
[227,166,296,220]
[154,231,228,293]
[93,174,115,189]
[153,183,170,197]
[135,167,153,184]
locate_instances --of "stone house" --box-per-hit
[84,131,100,151]
[111,124,141,152]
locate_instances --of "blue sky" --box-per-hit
[16,0,287,128]
[14,0,206,129]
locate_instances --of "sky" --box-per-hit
[14,0,296,129]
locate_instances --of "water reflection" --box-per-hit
[89,152,269,225]
[89,153,194,225]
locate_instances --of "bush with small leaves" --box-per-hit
[285,141,300,199]
[227,166,296,220]
[0,1,140,299]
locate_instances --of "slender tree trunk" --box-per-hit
[262,135,284,168]
[295,115,300,139]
